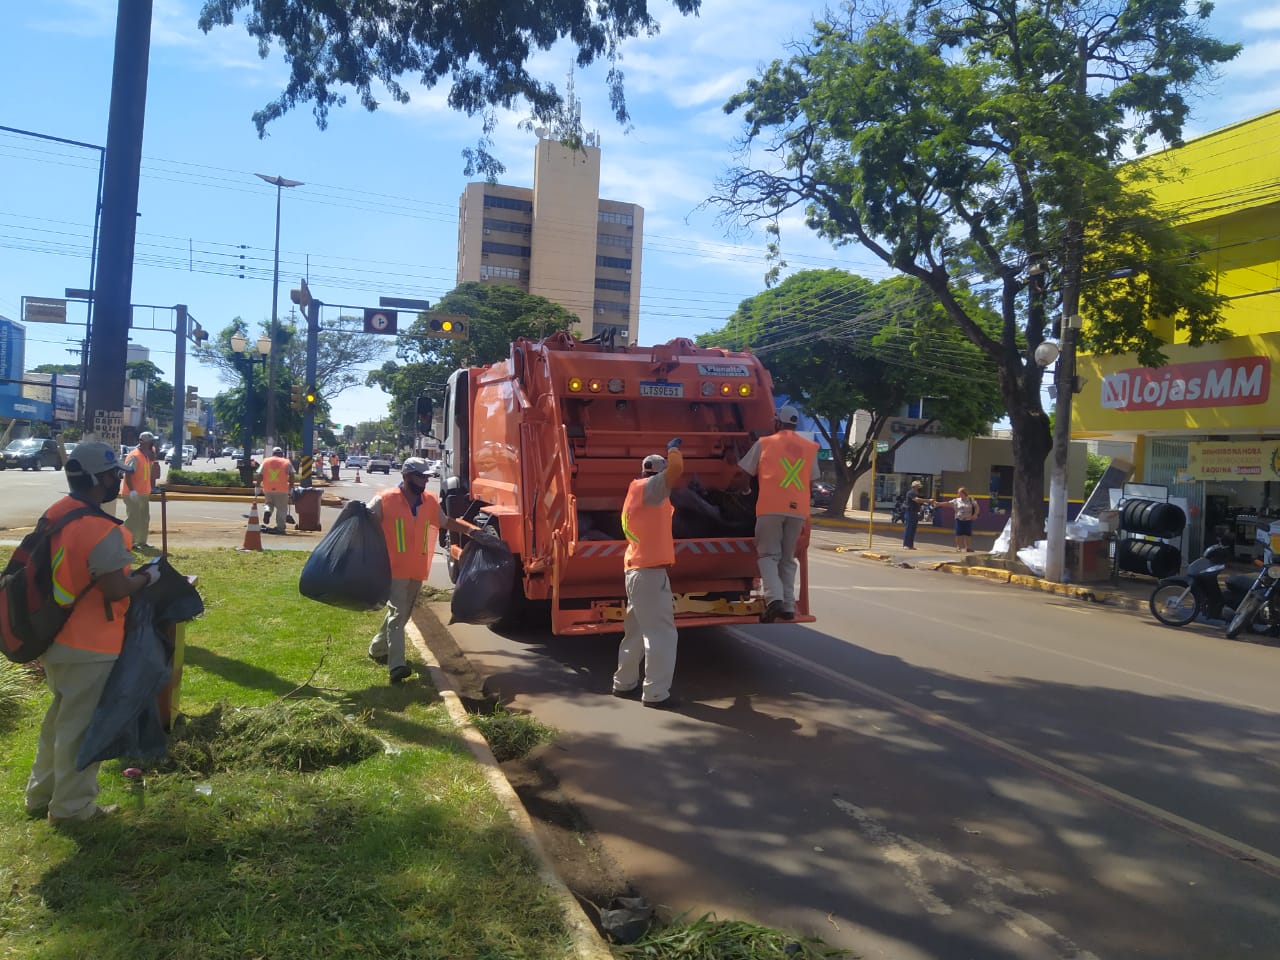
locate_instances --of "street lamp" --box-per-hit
[254,172,303,452]
[230,331,272,484]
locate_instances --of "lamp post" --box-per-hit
[254,173,303,452]
[230,331,271,485]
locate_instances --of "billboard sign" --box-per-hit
[21,297,67,324]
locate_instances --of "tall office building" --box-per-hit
[457,138,644,343]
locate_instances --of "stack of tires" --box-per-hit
[1115,499,1185,578]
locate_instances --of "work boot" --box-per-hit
[761,600,785,623]
[49,803,118,826]
[389,665,412,684]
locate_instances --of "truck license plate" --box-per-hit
[639,381,684,398]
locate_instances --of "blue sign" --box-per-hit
[0,317,25,393]
[0,394,52,422]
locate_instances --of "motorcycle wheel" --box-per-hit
[1225,594,1261,639]
[1149,584,1200,627]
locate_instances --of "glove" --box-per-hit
[128,489,140,499]
[667,437,682,450]
[139,564,162,587]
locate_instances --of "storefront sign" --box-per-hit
[888,417,943,435]
[1100,356,1269,412]
[1185,440,1280,481]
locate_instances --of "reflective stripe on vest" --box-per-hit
[378,487,438,580]
[622,478,675,570]
[51,546,74,606]
[755,431,820,517]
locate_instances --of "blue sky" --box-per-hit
[2,0,1278,429]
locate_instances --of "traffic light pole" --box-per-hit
[301,293,321,487]
[171,304,188,471]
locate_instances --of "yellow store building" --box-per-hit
[1075,109,1280,560]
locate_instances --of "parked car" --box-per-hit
[2,438,63,471]
[346,454,368,469]
[367,454,393,474]
[810,480,835,510]
[169,445,197,464]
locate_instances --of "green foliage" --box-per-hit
[701,269,1003,510]
[367,282,578,423]
[618,913,851,958]
[166,469,250,488]
[1084,451,1110,499]
[0,662,38,733]
[717,0,1236,547]
[468,705,557,763]
[197,0,703,176]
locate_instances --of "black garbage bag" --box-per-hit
[450,536,516,625]
[299,501,391,610]
[76,564,205,770]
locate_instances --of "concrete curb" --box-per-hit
[406,615,614,960]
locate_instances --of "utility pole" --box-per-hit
[1044,36,1089,584]
[255,173,303,451]
[86,0,153,448]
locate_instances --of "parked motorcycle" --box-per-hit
[1225,560,1280,639]
[1148,542,1258,627]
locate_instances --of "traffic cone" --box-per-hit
[238,497,264,552]
[354,467,362,484]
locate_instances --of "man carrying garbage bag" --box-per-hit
[366,457,483,684]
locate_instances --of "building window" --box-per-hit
[597,255,632,270]
[598,210,634,226]
[595,278,631,293]
[598,233,631,250]
[594,300,629,316]
[483,240,532,258]
[483,218,531,235]
[481,264,526,280]
[483,194,533,212]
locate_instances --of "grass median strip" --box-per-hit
[0,548,571,960]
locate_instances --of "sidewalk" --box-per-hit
[810,506,1152,611]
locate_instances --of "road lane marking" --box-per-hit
[727,627,1280,881]
[832,798,1102,960]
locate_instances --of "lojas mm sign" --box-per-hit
[1100,356,1270,412]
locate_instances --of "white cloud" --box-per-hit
[1241,7,1280,30]
[1227,39,1280,75]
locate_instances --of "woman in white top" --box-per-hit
[947,487,979,552]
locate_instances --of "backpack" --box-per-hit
[0,506,106,663]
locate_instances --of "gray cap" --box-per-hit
[272,446,284,455]
[641,454,666,475]
[777,405,800,425]
[138,431,157,443]
[67,441,133,478]
[402,457,431,476]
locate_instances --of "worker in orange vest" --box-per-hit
[255,446,296,534]
[735,405,819,622]
[612,438,684,709]
[121,432,158,552]
[328,452,340,481]
[366,458,477,684]
[24,441,161,825]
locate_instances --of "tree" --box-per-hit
[366,282,579,423]
[197,0,701,176]
[701,270,1003,515]
[715,0,1235,551]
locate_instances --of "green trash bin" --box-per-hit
[293,486,324,532]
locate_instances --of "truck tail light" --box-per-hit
[737,383,752,397]
[588,379,603,393]
[568,377,584,392]
[719,382,733,396]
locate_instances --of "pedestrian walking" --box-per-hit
[734,405,820,622]
[255,447,295,534]
[612,438,685,708]
[901,480,937,550]
[122,432,158,552]
[366,458,474,684]
[24,441,161,825]
[945,487,980,552]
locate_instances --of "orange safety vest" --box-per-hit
[621,478,675,571]
[46,495,133,655]
[755,430,820,517]
[259,456,292,493]
[125,448,152,495]
[377,486,440,580]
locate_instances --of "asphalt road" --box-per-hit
[431,526,1280,960]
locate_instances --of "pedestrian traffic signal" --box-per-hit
[290,382,304,412]
[427,313,467,339]
[186,386,199,408]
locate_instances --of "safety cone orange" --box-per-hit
[238,497,264,552]
[354,467,362,484]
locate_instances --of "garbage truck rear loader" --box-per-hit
[440,333,815,635]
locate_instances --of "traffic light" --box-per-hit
[416,396,433,436]
[188,320,208,347]
[304,386,318,410]
[290,279,312,309]
[186,386,199,408]
[427,313,467,339]
[290,382,304,412]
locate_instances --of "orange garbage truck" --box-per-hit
[438,332,816,635]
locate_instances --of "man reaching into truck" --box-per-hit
[612,438,684,709]
[735,405,819,623]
